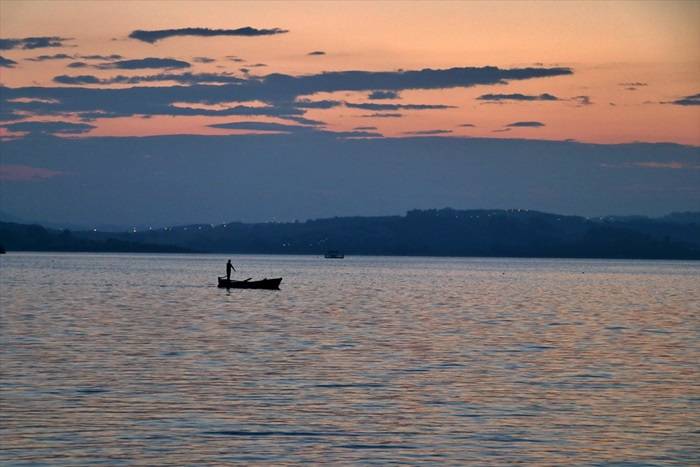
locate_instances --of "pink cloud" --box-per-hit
[0,164,66,181]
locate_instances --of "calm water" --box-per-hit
[1,253,699,465]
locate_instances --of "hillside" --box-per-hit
[75,209,700,260]
[0,222,193,253]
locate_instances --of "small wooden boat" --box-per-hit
[324,250,344,259]
[217,276,282,289]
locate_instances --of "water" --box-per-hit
[1,253,699,465]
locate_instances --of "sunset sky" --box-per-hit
[0,1,699,226]
[2,0,698,143]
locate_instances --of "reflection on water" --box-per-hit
[1,253,698,464]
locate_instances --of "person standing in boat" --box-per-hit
[226,259,236,280]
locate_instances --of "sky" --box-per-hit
[0,1,699,227]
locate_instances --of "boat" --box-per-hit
[324,250,344,259]
[217,276,282,289]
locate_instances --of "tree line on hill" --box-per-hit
[3,208,697,260]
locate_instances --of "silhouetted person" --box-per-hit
[226,259,236,280]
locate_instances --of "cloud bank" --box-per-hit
[1,65,573,123]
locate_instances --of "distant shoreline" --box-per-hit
[3,209,699,261]
[2,250,699,262]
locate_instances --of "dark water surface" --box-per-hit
[1,253,699,465]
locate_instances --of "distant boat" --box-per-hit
[217,277,282,290]
[324,250,344,259]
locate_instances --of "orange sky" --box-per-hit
[1,0,699,144]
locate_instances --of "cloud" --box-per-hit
[572,95,592,106]
[368,90,399,100]
[209,121,312,132]
[226,56,245,62]
[79,54,123,61]
[0,55,17,68]
[259,66,572,96]
[1,121,96,135]
[97,57,191,69]
[53,75,102,84]
[3,65,572,122]
[0,36,70,50]
[354,126,377,130]
[505,121,545,127]
[308,51,326,56]
[669,93,700,106]
[458,123,475,127]
[249,63,267,67]
[67,62,88,68]
[294,99,342,109]
[619,82,648,91]
[208,121,380,138]
[0,164,65,181]
[477,93,559,102]
[53,72,244,86]
[361,113,403,118]
[193,56,216,63]
[283,116,326,126]
[403,129,452,135]
[601,161,700,170]
[129,27,289,43]
[26,53,74,61]
[345,102,455,111]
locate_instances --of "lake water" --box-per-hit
[1,253,699,465]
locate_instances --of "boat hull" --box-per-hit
[217,277,282,289]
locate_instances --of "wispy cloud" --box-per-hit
[0,55,17,68]
[209,121,381,138]
[80,54,123,61]
[458,123,476,127]
[307,51,325,56]
[0,164,66,182]
[129,27,289,43]
[0,36,70,50]
[368,90,400,100]
[361,113,403,118]
[619,82,648,91]
[1,121,95,135]
[193,56,216,63]
[97,57,191,70]
[571,95,592,106]
[601,161,700,170]
[668,93,700,106]
[477,93,559,102]
[403,129,452,135]
[26,53,73,61]
[294,99,342,109]
[345,102,455,111]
